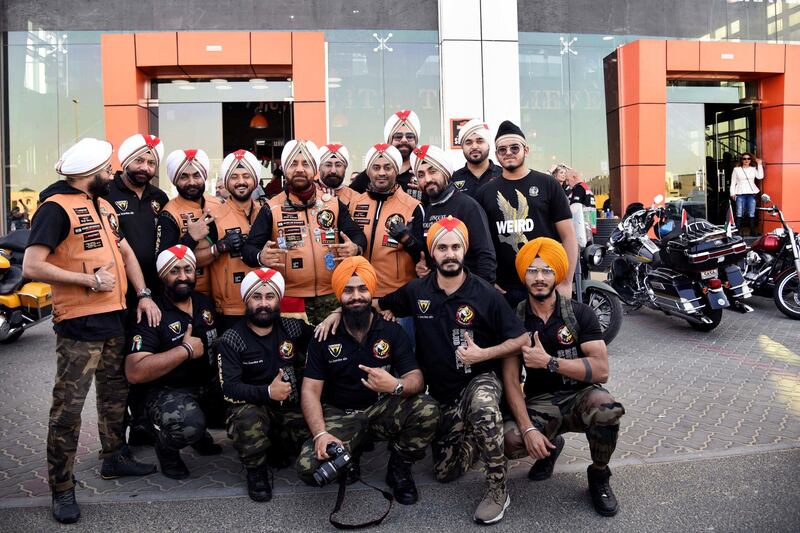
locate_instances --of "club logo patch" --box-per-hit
[107,212,120,237]
[202,309,214,326]
[115,200,128,211]
[373,339,390,359]
[328,343,343,357]
[556,325,574,345]
[316,209,335,229]
[417,299,431,313]
[384,213,405,230]
[456,305,475,326]
[279,340,294,360]
[131,334,142,352]
[169,321,182,335]
[151,200,161,213]
[529,186,539,197]
[453,180,465,189]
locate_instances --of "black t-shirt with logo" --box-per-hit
[217,317,313,407]
[305,312,417,410]
[127,293,218,389]
[104,172,169,301]
[379,272,526,404]
[568,182,596,208]
[475,171,572,291]
[450,159,503,199]
[520,295,603,396]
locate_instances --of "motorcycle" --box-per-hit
[571,203,624,345]
[0,229,53,343]
[743,194,800,319]
[600,195,751,331]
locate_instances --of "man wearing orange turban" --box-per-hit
[426,215,469,253]
[298,256,438,506]
[503,239,625,518]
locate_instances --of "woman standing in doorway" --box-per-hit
[729,152,764,236]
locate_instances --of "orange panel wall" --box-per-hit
[101,34,147,106]
[754,43,785,73]
[135,32,178,67]
[251,32,293,66]
[292,32,326,103]
[104,106,151,169]
[294,102,327,146]
[177,32,250,66]
[667,40,699,72]
[699,41,755,72]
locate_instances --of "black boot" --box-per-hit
[528,434,565,481]
[749,216,758,236]
[155,441,190,480]
[385,451,418,505]
[246,465,273,502]
[100,445,157,479]
[587,465,619,516]
[51,488,81,524]
[191,431,223,456]
[735,216,742,231]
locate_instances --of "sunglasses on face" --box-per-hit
[496,144,522,156]
[741,157,751,161]
[392,133,417,142]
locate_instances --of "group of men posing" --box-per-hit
[22,109,625,525]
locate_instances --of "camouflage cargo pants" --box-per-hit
[226,403,309,469]
[296,394,439,485]
[47,335,127,491]
[145,387,207,451]
[503,384,625,466]
[432,372,507,491]
[303,293,340,326]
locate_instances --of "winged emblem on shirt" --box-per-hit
[496,189,530,252]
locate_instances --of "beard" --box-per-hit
[500,159,524,172]
[178,184,203,201]
[342,300,372,333]
[246,304,280,328]
[321,172,344,189]
[127,168,155,187]
[396,143,412,161]
[88,174,111,197]
[165,280,195,302]
[228,187,252,202]
[436,258,464,277]
[465,149,488,164]
[530,283,557,301]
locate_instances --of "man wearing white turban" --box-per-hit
[156,148,222,296]
[23,137,161,524]
[217,267,314,502]
[104,133,170,447]
[348,110,423,200]
[125,245,223,481]
[316,143,357,207]
[450,119,503,198]
[241,140,367,325]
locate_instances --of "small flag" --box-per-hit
[680,208,688,232]
[724,203,736,238]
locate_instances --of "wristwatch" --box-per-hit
[136,288,152,299]
[546,356,560,373]
[392,380,404,396]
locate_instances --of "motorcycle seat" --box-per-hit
[0,264,25,295]
[0,230,30,253]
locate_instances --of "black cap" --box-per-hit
[495,120,525,142]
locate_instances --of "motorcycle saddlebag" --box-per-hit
[665,221,748,272]
[18,282,53,319]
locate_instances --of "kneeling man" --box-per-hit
[125,245,222,480]
[502,238,625,516]
[297,257,438,505]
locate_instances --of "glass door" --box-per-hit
[665,103,707,222]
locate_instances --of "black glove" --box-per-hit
[387,220,411,244]
[216,231,243,254]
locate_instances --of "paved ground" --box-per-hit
[0,292,798,530]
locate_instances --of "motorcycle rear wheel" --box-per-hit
[688,307,723,332]
[773,270,800,320]
[585,288,623,345]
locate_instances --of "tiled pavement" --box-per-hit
[0,294,798,507]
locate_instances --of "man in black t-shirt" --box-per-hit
[376,218,528,525]
[475,121,578,307]
[125,245,222,481]
[450,119,503,198]
[566,168,596,208]
[297,257,437,505]
[502,238,625,517]
[217,267,313,502]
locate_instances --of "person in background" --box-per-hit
[729,152,764,236]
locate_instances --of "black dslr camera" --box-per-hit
[313,442,353,486]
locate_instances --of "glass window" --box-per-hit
[326,30,441,173]
[6,30,105,220]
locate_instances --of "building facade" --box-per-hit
[2,0,799,231]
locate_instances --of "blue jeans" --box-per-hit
[735,194,756,218]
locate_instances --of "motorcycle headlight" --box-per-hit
[584,245,604,266]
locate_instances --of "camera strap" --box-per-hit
[329,472,394,530]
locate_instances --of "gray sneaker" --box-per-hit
[473,486,510,525]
